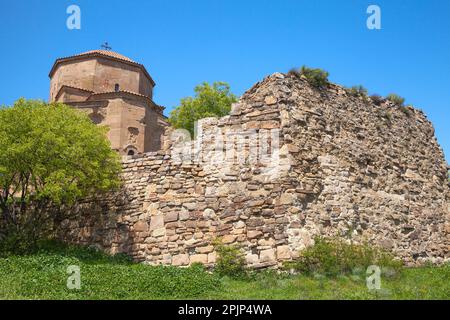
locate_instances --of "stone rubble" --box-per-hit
[59,73,450,267]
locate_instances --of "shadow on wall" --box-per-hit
[55,186,139,258]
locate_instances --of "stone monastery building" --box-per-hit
[49,50,168,156]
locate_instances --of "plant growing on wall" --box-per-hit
[370,94,384,106]
[386,93,405,106]
[0,99,121,252]
[346,85,368,97]
[289,66,329,88]
[168,82,237,137]
[213,239,246,278]
[283,237,402,277]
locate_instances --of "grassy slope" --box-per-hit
[0,243,448,300]
[205,267,450,300]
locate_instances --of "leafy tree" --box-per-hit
[0,99,121,250]
[168,82,237,136]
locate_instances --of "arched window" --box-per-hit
[115,83,120,92]
[127,150,135,156]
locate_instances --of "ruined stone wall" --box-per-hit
[59,73,450,267]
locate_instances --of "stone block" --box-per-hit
[207,252,217,264]
[150,215,164,230]
[172,254,189,266]
[260,249,276,263]
[152,227,166,237]
[134,221,148,232]
[222,235,237,244]
[247,230,263,239]
[196,245,214,254]
[245,254,259,265]
[164,211,179,223]
[190,254,208,264]
[276,245,291,260]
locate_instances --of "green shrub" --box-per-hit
[0,226,37,257]
[168,82,237,137]
[213,239,246,278]
[289,66,329,88]
[370,94,384,106]
[283,237,402,277]
[386,93,405,106]
[287,68,301,78]
[0,99,121,249]
[347,85,368,97]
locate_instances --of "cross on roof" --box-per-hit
[101,42,112,51]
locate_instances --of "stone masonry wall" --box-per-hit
[59,73,450,267]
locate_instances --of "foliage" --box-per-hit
[0,241,448,300]
[0,99,121,249]
[386,93,405,106]
[370,94,384,106]
[0,241,221,299]
[168,82,237,137]
[289,66,329,88]
[283,237,402,277]
[347,85,368,97]
[205,264,450,300]
[213,239,246,278]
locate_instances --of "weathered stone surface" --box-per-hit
[264,96,277,105]
[207,252,217,264]
[150,215,164,230]
[247,230,263,239]
[245,254,260,265]
[164,212,178,223]
[152,227,165,237]
[134,221,148,232]
[260,249,276,263]
[172,254,190,266]
[196,245,214,254]
[222,235,237,244]
[276,245,291,260]
[57,72,450,269]
[190,254,208,264]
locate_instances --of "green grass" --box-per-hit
[0,242,221,300]
[204,268,450,300]
[0,242,448,300]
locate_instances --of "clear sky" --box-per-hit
[0,0,449,162]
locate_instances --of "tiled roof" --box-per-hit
[63,50,135,63]
[58,85,94,93]
[88,90,165,113]
[54,85,94,101]
[90,90,149,99]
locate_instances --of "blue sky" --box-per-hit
[0,0,449,162]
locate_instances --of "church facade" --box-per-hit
[49,50,168,156]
